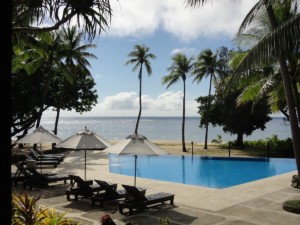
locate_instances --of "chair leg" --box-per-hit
[66,193,70,201]
[119,205,124,214]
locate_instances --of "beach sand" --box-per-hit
[12,139,253,158]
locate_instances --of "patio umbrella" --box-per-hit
[104,133,167,186]
[16,126,62,173]
[16,126,62,147]
[55,127,111,180]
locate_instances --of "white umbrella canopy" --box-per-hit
[104,133,167,186]
[16,126,62,174]
[56,127,111,179]
[16,126,62,145]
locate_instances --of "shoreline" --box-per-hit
[11,139,273,158]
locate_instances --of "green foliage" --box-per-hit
[41,208,77,225]
[211,135,223,144]
[12,0,112,41]
[12,192,46,225]
[12,28,98,138]
[12,192,78,225]
[243,136,294,158]
[158,217,170,225]
[197,85,272,147]
[284,200,300,208]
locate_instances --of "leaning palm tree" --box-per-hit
[125,44,156,134]
[192,49,224,149]
[186,0,300,181]
[162,53,194,152]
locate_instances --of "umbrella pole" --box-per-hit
[134,155,137,186]
[40,143,42,174]
[85,149,87,180]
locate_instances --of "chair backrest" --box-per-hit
[34,148,45,156]
[94,180,115,194]
[30,149,41,158]
[69,175,84,184]
[24,153,33,160]
[122,184,147,202]
[69,175,90,188]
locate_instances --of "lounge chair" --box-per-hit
[23,168,71,190]
[30,149,63,162]
[11,162,35,186]
[35,148,65,159]
[66,175,104,201]
[118,184,175,215]
[91,180,126,207]
[24,154,58,168]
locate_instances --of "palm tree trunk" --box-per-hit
[290,75,300,122]
[236,132,244,149]
[278,55,300,177]
[266,2,300,177]
[134,65,143,134]
[53,92,63,135]
[204,73,213,149]
[182,79,187,152]
[53,107,60,135]
[36,86,49,128]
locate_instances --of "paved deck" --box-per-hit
[11,150,300,225]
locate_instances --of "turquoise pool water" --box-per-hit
[108,155,297,189]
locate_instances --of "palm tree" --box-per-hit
[232,1,300,121]
[192,49,224,149]
[12,0,112,41]
[17,31,66,128]
[162,53,194,152]
[125,44,156,134]
[52,26,97,135]
[186,0,300,181]
[235,0,300,178]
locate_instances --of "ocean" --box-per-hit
[39,116,291,142]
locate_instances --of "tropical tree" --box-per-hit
[186,0,300,184]
[12,0,112,41]
[52,26,97,135]
[191,49,225,149]
[232,1,300,121]
[196,90,272,148]
[12,28,98,138]
[125,44,156,134]
[162,53,194,152]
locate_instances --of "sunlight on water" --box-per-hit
[38,116,291,141]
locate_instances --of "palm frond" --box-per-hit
[237,0,267,36]
[235,13,300,73]
[162,73,181,89]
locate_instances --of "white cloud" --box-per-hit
[171,48,197,57]
[107,0,257,41]
[43,91,198,117]
[101,92,138,110]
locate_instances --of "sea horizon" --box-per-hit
[37,116,291,142]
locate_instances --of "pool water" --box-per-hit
[108,155,297,189]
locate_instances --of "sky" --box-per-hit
[44,0,259,117]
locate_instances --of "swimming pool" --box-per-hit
[108,155,297,188]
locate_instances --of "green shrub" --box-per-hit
[12,192,78,225]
